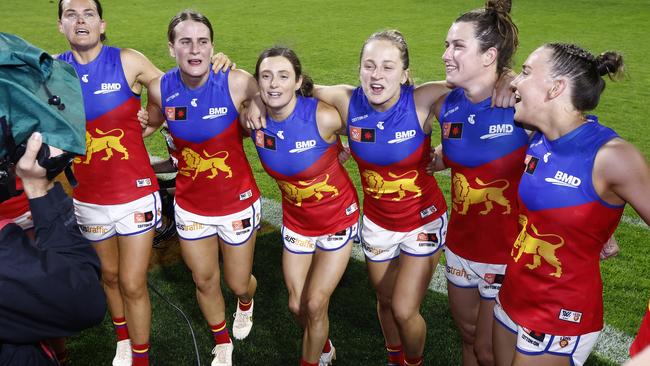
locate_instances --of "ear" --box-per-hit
[482,47,498,68]
[548,78,567,100]
[295,75,303,92]
[400,69,410,85]
[99,19,106,38]
[168,42,175,58]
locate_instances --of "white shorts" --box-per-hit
[9,210,34,231]
[282,222,358,254]
[493,299,600,366]
[175,198,261,245]
[74,192,162,242]
[361,213,447,262]
[444,246,506,299]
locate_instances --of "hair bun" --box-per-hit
[485,0,512,14]
[596,51,624,79]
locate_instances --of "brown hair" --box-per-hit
[545,43,624,111]
[455,0,518,74]
[167,10,213,43]
[254,46,314,97]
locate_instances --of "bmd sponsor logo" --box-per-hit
[388,129,416,144]
[545,171,582,188]
[94,83,122,95]
[289,139,317,153]
[480,124,514,139]
[202,107,229,119]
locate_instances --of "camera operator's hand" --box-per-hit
[15,132,62,199]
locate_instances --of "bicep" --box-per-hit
[414,81,450,119]
[316,102,344,142]
[228,69,258,110]
[121,49,163,89]
[313,85,353,120]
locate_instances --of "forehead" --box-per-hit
[524,47,552,67]
[173,20,211,39]
[446,21,476,42]
[259,56,295,73]
[61,0,98,12]
[362,40,402,62]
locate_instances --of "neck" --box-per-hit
[372,87,401,113]
[268,95,298,122]
[462,71,499,104]
[70,43,103,64]
[539,104,586,141]
[180,72,209,90]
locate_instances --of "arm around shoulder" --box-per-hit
[313,84,354,121]
[120,48,163,90]
[316,101,345,142]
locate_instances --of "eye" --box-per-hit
[261,74,271,80]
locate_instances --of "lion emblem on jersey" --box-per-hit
[74,128,129,164]
[452,173,511,215]
[278,174,339,207]
[511,215,564,278]
[362,169,421,201]
[179,147,231,180]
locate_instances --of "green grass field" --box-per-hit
[1,0,649,365]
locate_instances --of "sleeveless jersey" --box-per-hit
[630,298,650,357]
[58,46,158,204]
[254,96,359,236]
[347,85,446,231]
[161,68,259,216]
[439,88,528,264]
[499,118,624,335]
[0,179,29,219]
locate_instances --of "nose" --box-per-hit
[189,42,199,54]
[510,74,521,90]
[442,45,452,62]
[371,67,382,80]
[269,77,278,88]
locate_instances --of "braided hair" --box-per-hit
[546,43,624,111]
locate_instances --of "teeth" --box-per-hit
[268,92,281,97]
[514,94,522,103]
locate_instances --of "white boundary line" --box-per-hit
[260,197,632,365]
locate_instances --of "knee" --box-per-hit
[391,302,418,325]
[192,271,219,293]
[305,295,328,322]
[101,269,119,288]
[287,296,302,318]
[376,291,393,310]
[457,321,477,345]
[119,277,147,300]
[474,344,494,366]
[226,279,249,298]
[474,339,494,366]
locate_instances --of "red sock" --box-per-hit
[210,320,231,344]
[131,343,150,366]
[322,338,332,353]
[386,344,403,364]
[300,359,318,366]
[238,299,253,311]
[404,355,423,366]
[112,316,129,341]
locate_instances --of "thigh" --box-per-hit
[305,240,353,299]
[392,251,440,310]
[447,283,481,332]
[92,235,120,274]
[117,229,154,284]
[282,248,313,303]
[220,231,256,284]
[512,353,571,366]
[180,236,220,277]
[366,257,400,297]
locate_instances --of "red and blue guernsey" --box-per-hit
[439,88,528,264]
[347,85,446,232]
[160,68,259,216]
[58,46,158,205]
[254,96,359,236]
[499,117,624,335]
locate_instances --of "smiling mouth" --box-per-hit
[75,29,89,35]
[267,92,282,98]
[514,93,522,103]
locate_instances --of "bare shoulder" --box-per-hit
[316,100,344,141]
[595,138,646,179]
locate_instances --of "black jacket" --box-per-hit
[0,183,106,365]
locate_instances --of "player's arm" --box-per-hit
[313,85,354,123]
[142,77,165,137]
[120,48,163,94]
[316,101,345,143]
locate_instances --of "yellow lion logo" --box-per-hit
[362,169,421,201]
[179,147,232,180]
[278,174,339,207]
[74,128,129,164]
[511,215,564,278]
[452,172,511,215]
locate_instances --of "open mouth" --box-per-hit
[75,29,89,35]
[370,83,384,94]
[188,59,202,66]
[514,93,521,103]
[267,92,282,98]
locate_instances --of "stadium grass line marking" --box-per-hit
[260,196,632,365]
[621,215,649,230]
